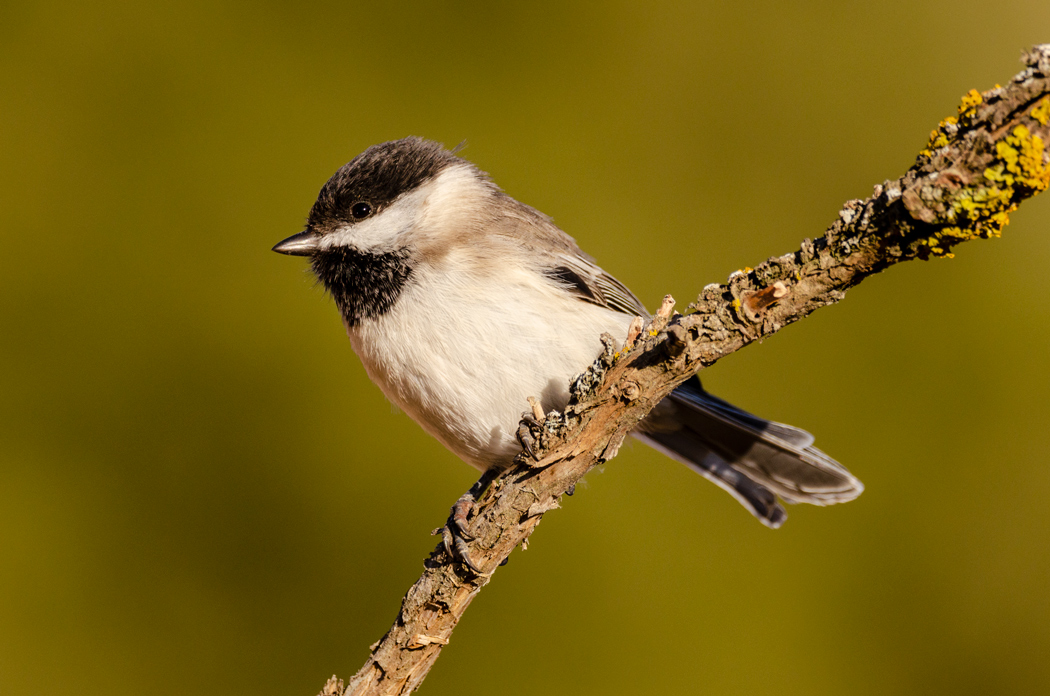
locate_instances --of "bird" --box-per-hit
[273,137,862,530]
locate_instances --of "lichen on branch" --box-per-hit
[907,76,1050,257]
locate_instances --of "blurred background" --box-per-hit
[2,2,1049,694]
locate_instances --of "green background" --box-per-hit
[3,2,1049,694]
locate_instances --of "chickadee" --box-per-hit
[273,137,862,527]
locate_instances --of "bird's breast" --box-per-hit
[345,264,635,470]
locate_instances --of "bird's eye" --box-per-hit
[351,202,373,219]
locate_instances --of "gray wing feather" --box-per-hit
[493,194,650,317]
[546,253,650,317]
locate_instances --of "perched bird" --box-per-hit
[273,137,862,528]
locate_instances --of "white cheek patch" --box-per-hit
[318,164,485,254]
[320,191,424,253]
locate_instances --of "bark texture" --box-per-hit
[326,46,1050,696]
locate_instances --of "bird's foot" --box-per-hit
[516,420,540,462]
[517,397,546,465]
[440,469,498,575]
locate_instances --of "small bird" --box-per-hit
[273,137,862,528]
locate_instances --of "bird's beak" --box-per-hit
[272,231,320,256]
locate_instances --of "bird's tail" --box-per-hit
[634,376,863,528]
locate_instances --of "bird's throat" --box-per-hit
[311,247,413,326]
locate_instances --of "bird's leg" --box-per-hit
[516,396,546,464]
[445,396,546,572]
[442,467,499,575]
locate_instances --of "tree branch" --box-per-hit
[325,45,1050,696]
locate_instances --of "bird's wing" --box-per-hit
[543,252,650,318]
[494,196,650,317]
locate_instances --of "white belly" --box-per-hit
[346,265,635,470]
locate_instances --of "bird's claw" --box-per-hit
[517,399,545,464]
[517,420,540,461]
[442,524,484,575]
[442,471,497,575]
[449,492,475,541]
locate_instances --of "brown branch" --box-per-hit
[326,45,1050,696]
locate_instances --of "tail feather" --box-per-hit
[633,430,788,528]
[636,376,863,526]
